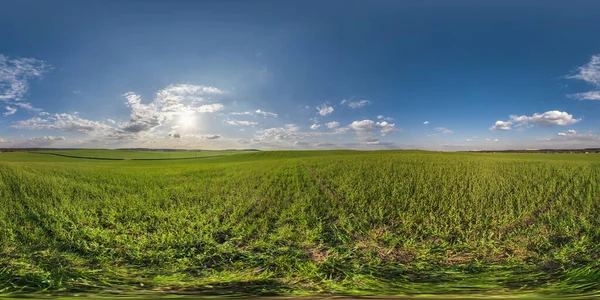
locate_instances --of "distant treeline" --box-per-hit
[470,148,600,153]
[0,148,261,152]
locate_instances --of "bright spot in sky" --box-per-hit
[178,111,196,128]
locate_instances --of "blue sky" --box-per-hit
[1,0,599,150]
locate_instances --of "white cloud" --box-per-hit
[376,115,394,121]
[225,120,257,126]
[197,134,221,140]
[310,123,321,130]
[195,103,224,113]
[334,127,352,134]
[569,91,600,100]
[155,84,223,105]
[19,136,66,147]
[340,99,347,105]
[0,54,50,102]
[11,113,113,135]
[466,138,473,142]
[349,119,400,136]
[107,118,116,124]
[485,138,499,142]
[558,129,578,136]
[120,92,162,133]
[347,100,371,109]
[255,124,301,142]
[509,110,581,126]
[489,120,512,131]
[566,54,600,101]
[117,85,225,135]
[567,54,600,87]
[325,121,340,129]
[231,109,277,118]
[3,106,16,116]
[316,103,334,116]
[12,102,42,112]
[543,131,600,147]
[491,110,581,131]
[434,127,454,134]
[423,121,429,125]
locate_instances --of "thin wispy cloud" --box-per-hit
[225,120,258,126]
[0,54,50,102]
[434,127,454,134]
[347,100,371,109]
[567,54,600,100]
[3,106,16,116]
[316,103,334,116]
[231,109,278,118]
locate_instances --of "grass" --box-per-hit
[0,150,599,298]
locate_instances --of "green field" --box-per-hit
[1,150,599,297]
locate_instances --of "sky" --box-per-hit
[1,0,600,150]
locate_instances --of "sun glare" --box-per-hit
[178,112,196,128]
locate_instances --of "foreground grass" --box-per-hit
[0,150,599,297]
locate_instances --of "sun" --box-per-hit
[178,111,196,128]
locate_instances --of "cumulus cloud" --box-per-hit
[490,110,581,131]
[542,130,600,147]
[349,119,400,136]
[11,113,113,135]
[347,100,371,109]
[120,92,162,133]
[225,119,257,126]
[22,136,66,147]
[310,123,321,130]
[255,124,301,142]
[3,106,16,116]
[510,110,581,126]
[434,127,454,134]
[231,109,277,118]
[316,103,334,116]
[489,120,512,131]
[423,121,429,125]
[566,54,600,100]
[117,85,224,135]
[325,121,340,129]
[558,129,578,136]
